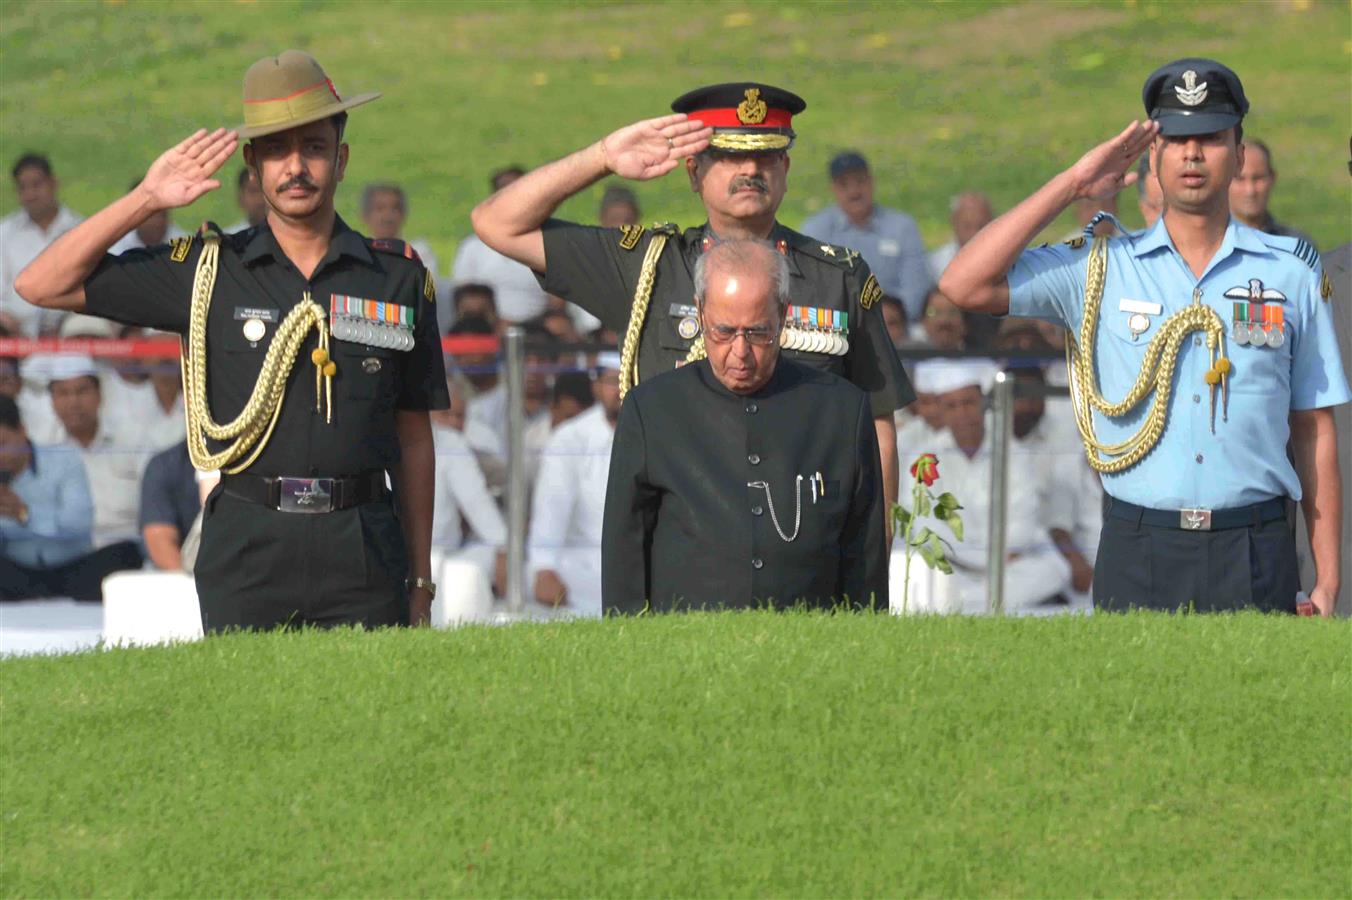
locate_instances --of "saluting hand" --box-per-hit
[1066,119,1160,202]
[138,128,239,211]
[598,114,713,181]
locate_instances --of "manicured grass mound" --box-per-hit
[2,612,1348,897]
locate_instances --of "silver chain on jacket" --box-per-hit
[747,475,802,542]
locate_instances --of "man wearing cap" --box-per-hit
[941,58,1348,616]
[800,151,932,321]
[15,50,447,631]
[471,83,912,519]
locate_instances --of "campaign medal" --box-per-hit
[331,295,416,352]
[1265,303,1285,349]
[1231,301,1250,345]
[1248,304,1268,347]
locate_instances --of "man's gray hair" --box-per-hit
[693,238,790,310]
[361,182,407,215]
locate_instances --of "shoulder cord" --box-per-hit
[181,234,336,474]
[618,233,668,399]
[747,476,802,542]
[1066,235,1230,474]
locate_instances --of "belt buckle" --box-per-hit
[1180,507,1212,531]
[278,477,334,514]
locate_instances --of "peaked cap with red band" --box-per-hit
[671,82,806,153]
[236,50,381,139]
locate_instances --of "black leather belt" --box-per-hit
[221,471,388,514]
[1106,496,1286,532]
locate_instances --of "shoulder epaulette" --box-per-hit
[168,233,195,263]
[367,238,422,265]
[650,221,680,236]
[783,231,855,269]
[1063,236,1087,250]
[1257,232,1322,273]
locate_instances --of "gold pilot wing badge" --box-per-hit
[737,88,768,125]
[860,273,883,310]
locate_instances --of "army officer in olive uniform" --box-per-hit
[471,83,912,515]
[16,51,447,631]
[602,239,887,613]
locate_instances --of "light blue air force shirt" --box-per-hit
[1009,217,1350,510]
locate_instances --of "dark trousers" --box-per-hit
[193,488,408,634]
[1094,502,1300,613]
[0,541,144,602]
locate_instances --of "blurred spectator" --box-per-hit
[1008,365,1099,606]
[1064,193,1120,241]
[225,167,267,233]
[47,355,146,550]
[800,151,932,319]
[451,282,499,333]
[878,294,909,348]
[927,191,993,280]
[538,307,581,344]
[138,440,200,571]
[0,396,140,600]
[430,379,507,588]
[1,153,83,337]
[895,362,946,473]
[491,166,525,192]
[598,184,641,228]
[110,178,187,253]
[1136,156,1164,228]
[1230,139,1316,246]
[360,182,446,325]
[917,287,967,351]
[550,370,594,426]
[452,167,549,322]
[528,354,620,616]
[900,363,1070,615]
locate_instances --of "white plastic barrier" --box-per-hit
[102,571,204,647]
[433,557,494,627]
[0,600,103,657]
[889,548,957,615]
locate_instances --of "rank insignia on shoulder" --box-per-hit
[1291,238,1319,272]
[1321,271,1333,301]
[618,224,645,251]
[860,273,883,310]
[168,235,194,263]
[423,269,436,303]
[1064,236,1086,250]
[368,238,422,264]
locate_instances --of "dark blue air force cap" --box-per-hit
[1142,58,1248,136]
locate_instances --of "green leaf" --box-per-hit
[917,543,937,568]
[946,512,964,542]
[934,557,954,575]
[937,492,963,513]
[926,531,945,558]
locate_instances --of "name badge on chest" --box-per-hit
[233,307,279,345]
[1118,298,1161,341]
[330,294,416,352]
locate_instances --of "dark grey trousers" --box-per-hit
[1093,502,1301,613]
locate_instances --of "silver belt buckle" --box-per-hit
[1180,507,1212,530]
[278,477,334,514]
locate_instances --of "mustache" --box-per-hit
[276,175,318,192]
[729,175,768,195]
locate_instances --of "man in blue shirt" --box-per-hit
[0,396,141,601]
[941,58,1348,616]
[800,151,932,321]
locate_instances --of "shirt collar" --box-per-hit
[241,215,376,269]
[1130,215,1272,261]
[695,222,806,279]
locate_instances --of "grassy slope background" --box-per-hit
[1,0,1349,268]
[2,614,1350,897]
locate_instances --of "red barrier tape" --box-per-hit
[0,336,502,358]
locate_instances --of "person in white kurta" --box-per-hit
[891,363,1070,616]
[527,356,620,617]
[430,382,508,584]
[0,155,82,337]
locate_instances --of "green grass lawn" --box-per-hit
[2,613,1349,897]
[1,0,1348,264]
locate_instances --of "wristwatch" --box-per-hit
[405,577,437,599]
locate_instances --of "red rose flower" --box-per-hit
[909,453,940,487]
